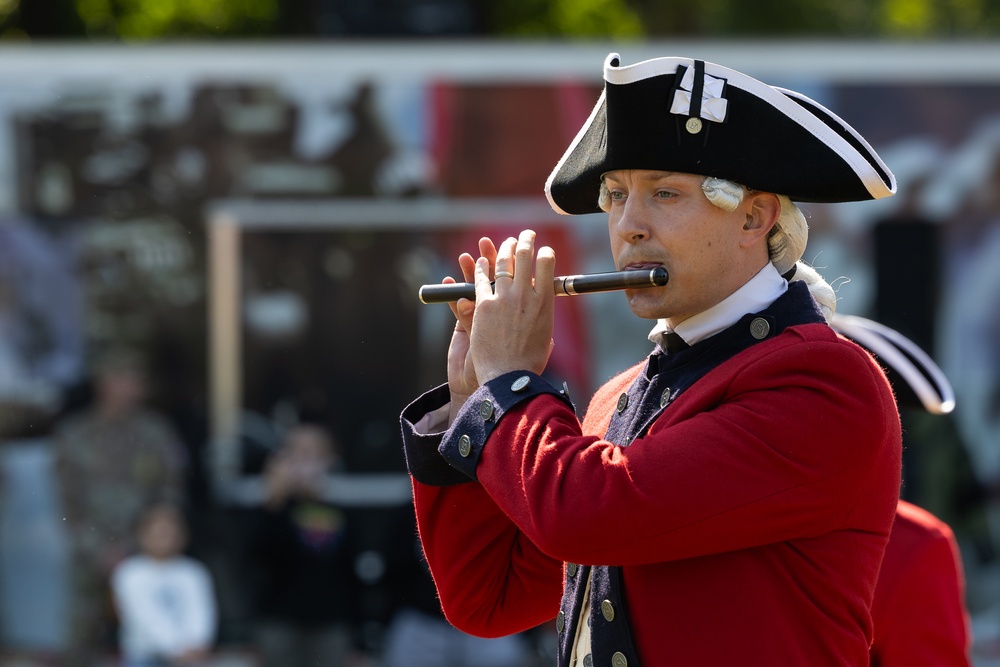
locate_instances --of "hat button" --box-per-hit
[685,117,703,134]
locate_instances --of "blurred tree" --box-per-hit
[877,0,1000,37]
[1,0,1000,40]
[489,0,645,38]
[74,0,279,38]
[0,0,86,38]
[626,0,1000,36]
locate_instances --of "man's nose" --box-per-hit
[614,200,650,243]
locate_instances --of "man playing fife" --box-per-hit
[402,52,901,666]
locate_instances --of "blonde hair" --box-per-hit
[700,177,835,318]
[598,175,835,319]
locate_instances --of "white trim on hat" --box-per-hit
[831,313,955,415]
[600,55,896,201]
[775,87,897,199]
[544,89,606,216]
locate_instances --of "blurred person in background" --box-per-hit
[873,500,971,666]
[246,423,366,667]
[53,349,187,667]
[111,502,217,667]
[830,314,972,666]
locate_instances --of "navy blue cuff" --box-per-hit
[400,384,475,487]
[439,371,573,481]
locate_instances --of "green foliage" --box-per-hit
[875,0,1000,37]
[491,0,646,38]
[1,0,999,40]
[75,0,279,38]
[626,0,1000,36]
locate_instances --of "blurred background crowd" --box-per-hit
[0,1,1000,666]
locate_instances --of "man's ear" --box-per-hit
[740,192,780,247]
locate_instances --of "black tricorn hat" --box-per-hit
[830,314,955,415]
[545,53,896,215]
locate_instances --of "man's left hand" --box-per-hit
[469,229,556,384]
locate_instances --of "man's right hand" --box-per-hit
[446,237,498,424]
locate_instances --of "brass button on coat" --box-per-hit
[458,434,472,457]
[616,393,629,413]
[660,387,672,408]
[612,652,628,667]
[555,610,565,633]
[479,400,494,421]
[750,317,771,340]
[566,563,578,578]
[685,117,703,134]
[601,599,615,622]
[583,655,593,667]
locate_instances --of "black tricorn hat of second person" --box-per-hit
[830,313,955,415]
[545,53,897,215]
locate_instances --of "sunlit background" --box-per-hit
[0,2,999,666]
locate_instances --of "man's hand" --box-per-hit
[262,454,296,510]
[470,230,555,384]
[446,237,498,423]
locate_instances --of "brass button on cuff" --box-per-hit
[458,434,472,457]
[511,375,531,392]
[601,599,615,622]
[478,400,494,421]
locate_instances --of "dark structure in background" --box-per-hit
[11,77,430,648]
[873,219,993,564]
[307,0,482,36]
[874,220,939,354]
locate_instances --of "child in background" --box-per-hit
[111,502,217,667]
[248,423,363,667]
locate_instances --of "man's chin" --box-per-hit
[625,291,669,320]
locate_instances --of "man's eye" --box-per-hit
[655,190,677,199]
[610,190,626,201]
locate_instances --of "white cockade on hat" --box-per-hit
[669,66,729,124]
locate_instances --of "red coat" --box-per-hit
[408,320,901,665]
[871,500,972,666]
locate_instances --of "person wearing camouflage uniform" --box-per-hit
[53,350,185,667]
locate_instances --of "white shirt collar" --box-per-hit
[648,263,788,350]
